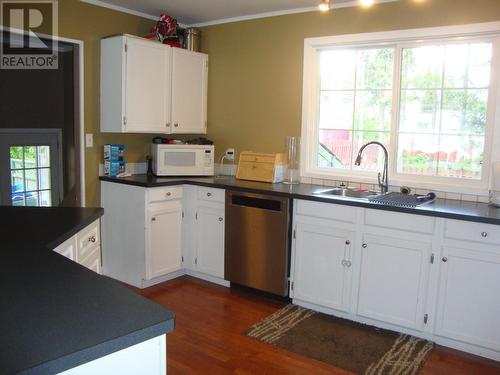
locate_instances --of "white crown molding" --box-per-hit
[79,0,399,28]
[80,0,158,21]
[187,0,399,27]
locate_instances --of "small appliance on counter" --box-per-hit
[104,144,125,177]
[236,151,286,183]
[151,143,214,176]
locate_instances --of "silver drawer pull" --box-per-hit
[442,257,448,262]
[88,235,96,243]
[362,243,367,248]
[151,217,156,222]
[166,192,171,197]
[481,231,488,238]
[207,192,212,197]
[174,123,179,128]
[345,240,351,245]
[219,217,223,222]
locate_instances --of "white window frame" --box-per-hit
[301,21,500,195]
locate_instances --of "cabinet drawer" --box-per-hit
[197,187,225,203]
[148,186,183,203]
[80,246,101,274]
[239,154,276,163]
[296,200,357,223]
[364,209,435,234]
[76,220,100,262]
[445,219,500,245]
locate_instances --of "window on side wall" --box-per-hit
[302,23,500,192]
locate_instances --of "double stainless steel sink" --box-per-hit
[313,187,383,200]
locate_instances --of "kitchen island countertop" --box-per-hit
[0,206,175,375]
[100,174,500,225]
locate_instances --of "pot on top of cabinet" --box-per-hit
[100,34,208,134]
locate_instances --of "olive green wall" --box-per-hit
[58,0,155,207]
[201,0,500,162]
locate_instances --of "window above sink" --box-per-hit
[301,22,500,195]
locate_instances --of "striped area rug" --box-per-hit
[246,305,434,375]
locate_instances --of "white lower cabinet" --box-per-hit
[435,244,500,351]
[293,221,354,312]
[53,220,101,274]
[195,205,225,279]
[146,201,182,280]
[357,234,431,330]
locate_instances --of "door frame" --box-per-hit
[0,27,86,206]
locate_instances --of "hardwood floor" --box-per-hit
[135,276,500,375]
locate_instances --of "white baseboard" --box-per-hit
[141,269,186,288]
[185,269,230,287]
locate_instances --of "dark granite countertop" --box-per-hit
[0,206,175,375]
[100,175,500,225]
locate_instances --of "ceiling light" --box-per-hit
[360,0,375,6]
[318,0,330,12]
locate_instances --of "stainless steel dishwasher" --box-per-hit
[225,190,290,296]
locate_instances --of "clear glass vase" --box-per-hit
[283,136,300,185]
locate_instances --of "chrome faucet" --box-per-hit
[354,141,389,194]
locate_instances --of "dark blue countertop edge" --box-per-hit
[19,320,174,375]
[100,175,500,225]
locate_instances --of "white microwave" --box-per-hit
[152,144,215,176]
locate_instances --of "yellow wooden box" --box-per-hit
[236,151,287,183]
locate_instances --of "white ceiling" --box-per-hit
[82,0,397,27]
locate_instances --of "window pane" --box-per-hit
[468,43,492,88]
[399,89,441,133]
[26,191,39,207]
[441,89,488,135]
[401,46,444,89]
[352,131,390,172]
[11,170,24,192]
[10,146,24,169]
[24,146,36,168]
[319,91,354,130]
[318,129,352,169]
[25,169,38,191]
[39,190,52,207]
[437,135,484,179]
[356,48,394,89]
[397,133,439,175]
[37,146,50,168]
[443,44,468,88]
[354,90,392,132]
[38,168,51,190]
[320,50,356,90]
[12,193,25,206]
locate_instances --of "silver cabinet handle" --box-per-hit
[166,192,171,197]
[442,257,448,262]
[341,260,352,267]
[174,123,179,128]
[88,235,96,243]
[151,217,156,222]
[362,243,367,248]
[481,231,488,238]
[207,192,212,197]
[219,217,223,222]
[166,122,171,127]
[345,240,351,245]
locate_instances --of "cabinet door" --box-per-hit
[171,49,208,134]
[293,222,354,312]
[146,201,182,280]
[125,37,171,133]
[195,205,224,278]
[435,246,500,351]
[357,234,430,330]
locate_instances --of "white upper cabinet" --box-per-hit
[171,49,208,134]
[100,35,207,134]
[124,37,171,133]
